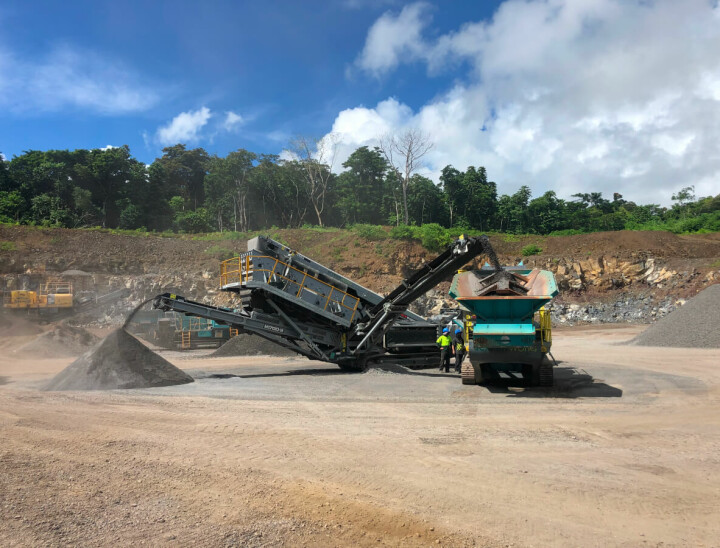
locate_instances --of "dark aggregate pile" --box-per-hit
[211,333,298,358]
[15,324,100,358]
[45,329,194,390]
[631,284,720,348]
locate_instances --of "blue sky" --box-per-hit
[0,1,498,160]
[1,0,719,204]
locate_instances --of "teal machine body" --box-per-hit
[449,265,558,386]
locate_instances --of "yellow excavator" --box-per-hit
[2,279,74,312]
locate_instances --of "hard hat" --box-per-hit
[442,328,449,333]
[455,328,462,334]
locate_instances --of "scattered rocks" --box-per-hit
[552,294,681,325]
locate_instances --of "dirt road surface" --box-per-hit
[1,324,719,547]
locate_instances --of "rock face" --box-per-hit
[551,295,682,325]
[45,329,194,391]
[530,256,691,292]
[3,226,719,329]
[630,284,720,348]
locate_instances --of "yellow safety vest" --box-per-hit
[436,335,451,347]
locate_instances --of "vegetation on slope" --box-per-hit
[1,144,718,237]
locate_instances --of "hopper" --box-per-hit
[449,267,558,322]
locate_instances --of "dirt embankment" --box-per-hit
[1,226,719,325]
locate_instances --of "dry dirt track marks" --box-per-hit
[1,325,720,547]
[0,391,472,547]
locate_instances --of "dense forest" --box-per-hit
[0,143,718,236]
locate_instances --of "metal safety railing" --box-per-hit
[220,254,360,322]
[538,307,552,344]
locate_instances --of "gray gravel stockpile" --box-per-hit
[15,324,100,358]
[631,284,720,348]
[45,329,194,390]
[212,333,298,358]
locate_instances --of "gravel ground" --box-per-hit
[631,283,720,347]
[2,324,719,547]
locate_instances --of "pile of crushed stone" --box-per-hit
[45,329,194,391]
[212,333,298,358]
[0,315,44,338]
[631,284,720,348]
[14,323,100,358]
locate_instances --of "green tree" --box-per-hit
[204,149,257,232]
[155,144,210,210]
[407,174,446,225]
[0,153,11,192]
[0,190,24,223]
[671,185,696,219]
[458,166,497,231]
[249,155,300,228]
[73,145,143,228]
[335,146,388,225]
[497,185,532,233]
[527,191,567,234]
[439,165,463,227]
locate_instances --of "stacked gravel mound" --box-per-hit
[631,284,720,348]
[212,333,298,358]
[15,324,100,358]
[45,329,194,390]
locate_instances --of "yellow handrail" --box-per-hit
[538,307,552,344]
[220,254,360,321]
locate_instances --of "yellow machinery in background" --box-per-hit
[2,279,74,312]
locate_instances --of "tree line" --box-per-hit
[1,142,718,235]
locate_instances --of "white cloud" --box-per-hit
[651,133,695,157]
[355,2,432,76]
[265,130,291,143]
[0,45,159,114]
[336,0,720,205]
[223,111,244,132]
[156,107,212,145]
[343,0,400,9]
[278,149,297,163]
[100,145,117,151]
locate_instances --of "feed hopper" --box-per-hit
[449,265,558,386]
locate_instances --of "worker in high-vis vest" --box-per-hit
[453,328,466,373]
[437,328,452,372]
